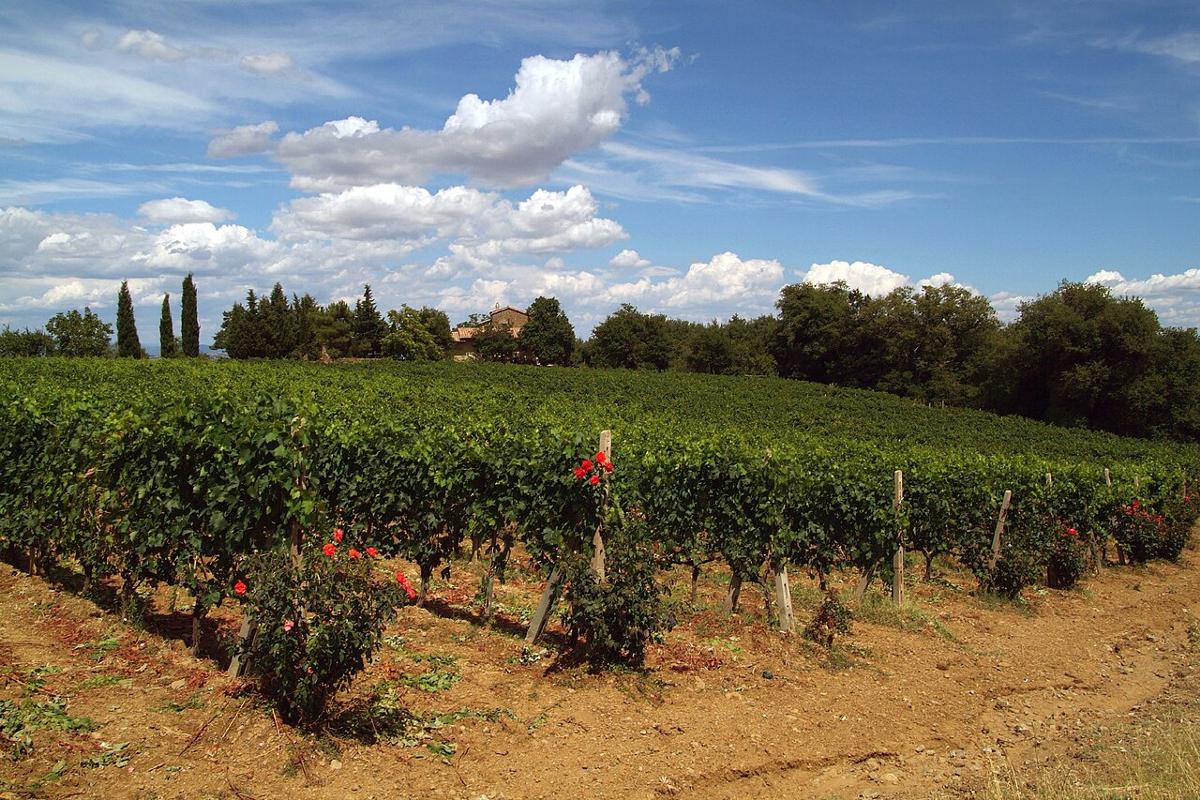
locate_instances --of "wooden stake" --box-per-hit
[1104,468,1112,488]
[590,430,612,583]
[1134,475,1140,490]
[524,566,563,645]
[988,490,1013,574]
[892,469,905,605]
[1046,472,1053,487]
[726,573,743,613]
[774,562,795,633]
[854,562,875,604]
[227,616,256,677]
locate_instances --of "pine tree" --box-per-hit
[352,284,386,357]
[181,273,200,356]
[159,294,177,358]
[116,281,143,358]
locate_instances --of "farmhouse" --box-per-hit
[450,305,529,359]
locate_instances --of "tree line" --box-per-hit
[0,274,201,359]
[4,275,1199,442]
[210,284,578,366]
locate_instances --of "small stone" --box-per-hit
[880,772,900,785]
[169,679,186,690]
[330,759,343,770]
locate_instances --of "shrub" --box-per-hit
[235,538,407,724]
[1046,525,1089,589]
[560,518,675,667]
[803,591,853,647]
[1114,501,1170,564]
[1157,494,1198,561]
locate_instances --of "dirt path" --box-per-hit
[2,544,1198,800]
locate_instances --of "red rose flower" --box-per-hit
[595,451,607,464]
[590,474,600,486]
[1065,527,1078,537]
[366,547,378,558]
[323,542,336,557]
[581,459,593,472]
[349,548,362,559]
[573,466,587,480]
[282,619,294,633]
[1131,500,1140,511]
[333,527,345,543]
[603,461,613,473]
[234,580,247,596]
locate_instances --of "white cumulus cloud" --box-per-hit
[609,248,651,268]
[115,29,188,62]
[803,259,911,295]
[275,48,679,191]
[1086,267,1200,325]
[138,197,235,224]
[207,121,280,158]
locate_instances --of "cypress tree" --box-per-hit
[352,284,386,357]
[181,273,200,356]
[159,294,177,358]
[116,281,143,358]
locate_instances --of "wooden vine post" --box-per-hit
[891,469,905,605]
[590,429,612,583]
[773,560,795,633]
[987,490,1013,575]
[1105,468,1112,488]
[1046,472,1053,487]
[526,429,611,645]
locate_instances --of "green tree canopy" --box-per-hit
[588,304,670,370]
[474,321,522,362]
[46,307,112,357]
[0,326,55,357]
[383,306,445,361]
[519,296,575,365]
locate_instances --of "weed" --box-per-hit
[78,632,121,662]
[425,740,456,758]
[0,696,97,759]
[155,692,205,713]
[408,652,458,668]
[81,741,132,769]
[804,593,853,648]
[382,635,408,651]
[402,669,460,693]
[78,674,130,690]
[702,636,743,656]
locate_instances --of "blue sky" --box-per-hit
[2,0,1199,345]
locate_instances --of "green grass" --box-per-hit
[77,674,130,690]
[978,726,1200,800]
[842,591,959,642]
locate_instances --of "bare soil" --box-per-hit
[2,540,1199,800]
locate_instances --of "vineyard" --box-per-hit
[3,357,1200,797]
[3,357,1198,623]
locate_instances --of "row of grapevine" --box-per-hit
[2,359,1196,645]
